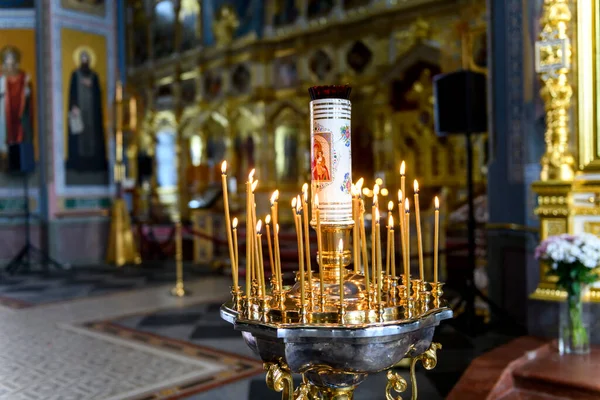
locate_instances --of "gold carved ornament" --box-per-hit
[535,0,575,181]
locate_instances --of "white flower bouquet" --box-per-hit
[535,233,600,353]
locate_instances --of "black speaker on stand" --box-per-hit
[433,70,487,334]
[5,142,63,274]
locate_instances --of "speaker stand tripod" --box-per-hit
[5,173,64,274]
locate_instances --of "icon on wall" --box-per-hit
[65,46,107,173]
[0,46,34,165]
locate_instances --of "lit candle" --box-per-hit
[414,180,424,281]
[371,193,378,285]
[294,199,306,317]
[404,199,411,298]
[352,184,360,273]
[265,215,275,280]
[338,238,345,310]
[251,179,259,294]
[315,195,324,309]
[256,220,265,299]
[386,201,393,278]
[270,191,281,290]
[398,190,405,278]
[221,161,237,289]
[359,199,368,282]
[359,199,371,305]
[434,196,440,284]
[245,171,254,298]
[355,178,364,274]
[389,215,395,279]
[375,208,382,306]
[233,217,239,280]
[302,184,313,296]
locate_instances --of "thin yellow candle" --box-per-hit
[413,180,424,281]
[390,215,396,278]
[245,174,253,297]
[302,185,313,294]
[371,193,378,284]
[359,199,368,279]
[355,178,365,272]
[233,217,239,279]
[338,238,345,309]
[386,201,393,278]
[251,179,259,293]
[434,196,440,284]
[398,190,406,278]
[315,195,325,309]
[265,215,275,279]
[352,185,359,273]
[404,198,411,298]
[400,161,406,205]
[294,203,306,315]
[221,161,237,288]
[271,191,281,289]
[375,208,382,306]
[256,220,265,298]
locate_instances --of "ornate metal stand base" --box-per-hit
[170,283,190,297]
[265,342,441,400]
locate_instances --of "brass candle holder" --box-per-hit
[219,85,451,400]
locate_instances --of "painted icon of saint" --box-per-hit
[0,46,33,155]
[312,140,330,181]
[65,47,107,172]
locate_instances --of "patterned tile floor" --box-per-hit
[0,264,213,308]
[0,267,516,399]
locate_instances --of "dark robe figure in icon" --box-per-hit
[66,50,107,172]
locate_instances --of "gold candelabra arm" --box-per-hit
[409,343,441,400]
[265,361,294,400]
[385,370,408,400]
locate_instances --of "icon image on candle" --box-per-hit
[312,133,332,182]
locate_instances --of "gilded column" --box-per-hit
[535,0,575,182]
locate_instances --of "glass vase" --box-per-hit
[558,284,590,355]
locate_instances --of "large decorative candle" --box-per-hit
[309,85,353,226]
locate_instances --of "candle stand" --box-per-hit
[220,85,452,399]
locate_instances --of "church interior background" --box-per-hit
[0,0,599,399]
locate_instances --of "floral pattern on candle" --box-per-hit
[340,125,351,147]
[340,172,351,194]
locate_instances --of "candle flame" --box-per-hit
[373,184,380,196]
[375,178,383,186]
[414,179,419,193]
[314,194,319,208]
[356,177,364,190]
[256,220,262,233]
[232,217,238,229]
[435,196,440,210]
[375,207,380,221]
[338,238,344,253]
[389,214,394,227]
[270,190,279,205]
[388,201,394,211]
[296,195,302,212]
[265,214,271,224]
[248,169,255,183]
[400,161,406,176]
[221,160,227,174]
[373,194,378,206]
[291,197,297,208]
[398,189,403,202]
[251,180,258,192]
[351,184,357,197]
[405,198,410,212]
[302,182,308,194]
[380,188,389,197]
